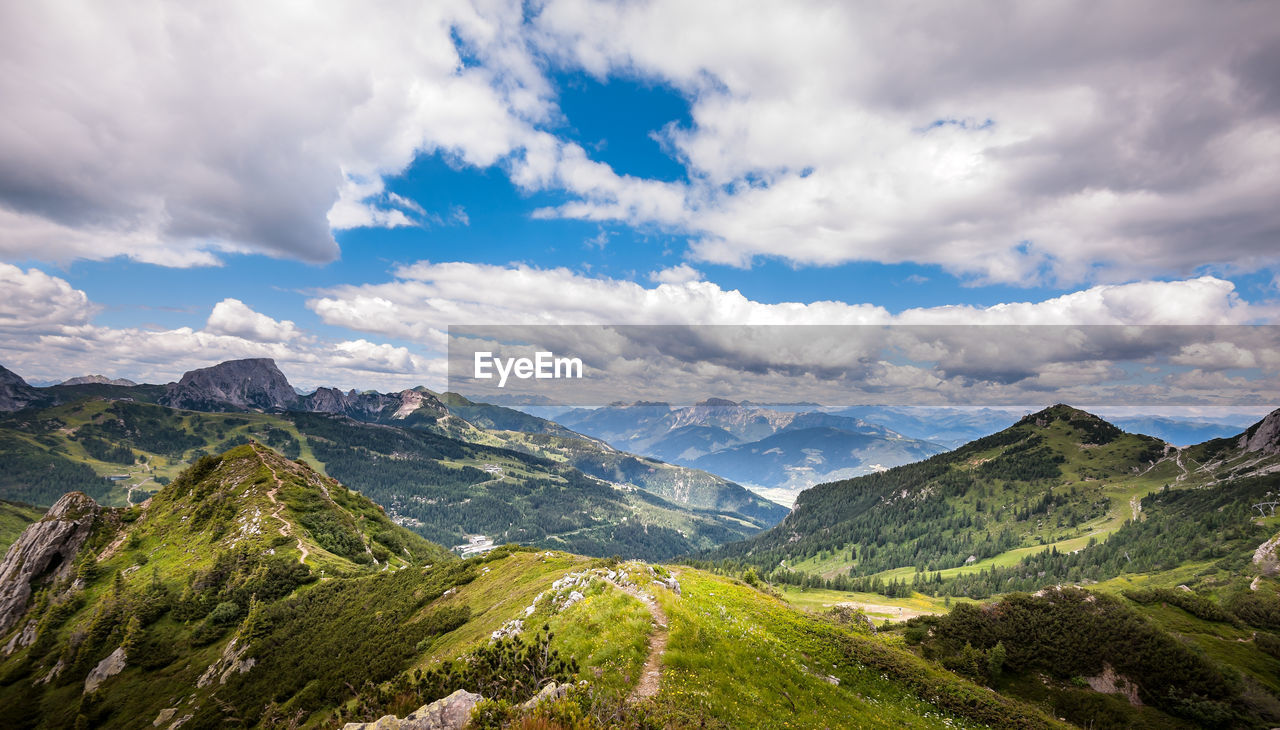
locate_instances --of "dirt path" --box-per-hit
[617,583,670,702]
[254,445,310,565]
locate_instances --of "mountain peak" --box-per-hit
[1016,404,1123,445]
[1239,408,1280,455]
[160,358,298,412]
[695,397,739,407]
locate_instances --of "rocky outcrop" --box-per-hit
[0,364,43,412]
[1239,409,1280,455]
[1085,662,1143,706]
[341,689,482,730]
[0,492,101,635]
[84,646,126,693]
[161,359,299,412]
[197,637,255,687]
[302,387,447,423]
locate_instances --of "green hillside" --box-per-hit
[708,405,1171,583]
[0,446,1068,729]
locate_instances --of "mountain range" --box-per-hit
[0,359,785,559]
[555,400,945,505]
[2,363,1280,728]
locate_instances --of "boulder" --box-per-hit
[84,647,126,693]
[341,689,483,730]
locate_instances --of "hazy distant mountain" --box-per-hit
[0,365,43,412]
[56,374,138,387]
[555,400,945,504]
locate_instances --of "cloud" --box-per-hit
[0,1,547,267]
[0,263,97,333]
[649,264,703,285]
[530,0,1280,285]
[0,269,433,391]
[205,299,302,342]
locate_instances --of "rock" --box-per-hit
[0,492,101,635]
[3,619,36,655]
[153,708,177,727]
[160,358,299,412]
[84,647,127,693]
[520,681,569,709]
[1084,662,1143,706]
[197,638,256,688]
[656,576,682,595]
[341,689,483,730]
[1239,409,1280,455]
[0,364,43,412]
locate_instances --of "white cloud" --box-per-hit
[205,299,302,342]
[649,264,703,285]
[530,0,1280,285]
[0,1,548,266]
[0,269,435,391]
[0,263,97,333]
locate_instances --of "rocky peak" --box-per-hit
[0,364,42,412]
[0,492,102,635]
[1239,408,1280,455]
[161,358,299,412]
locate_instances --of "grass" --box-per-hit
[0,499,43,549]
[651,569,1059,729]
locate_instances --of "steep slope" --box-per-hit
[709,405,1170,582]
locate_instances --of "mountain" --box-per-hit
[689,425,943,505]
[708,405,1172,580]
[555,400,945,504]
[0,365,44,412]
[1108,415,1252,446]
[0,390,778,559]
[160,358,300,412]
[57,375,138,387]
[0,446,1067,729]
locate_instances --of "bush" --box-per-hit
[208,601,241,626]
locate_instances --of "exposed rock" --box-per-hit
[3,618,36,655]
[656,575,682,595]
[1254,532,1280,576]
[1239,409,1280,455]
[1084,662,1142,706]
[0,364,43,412]
[0,492,101,635]
[152,708,177,726]
[36,657,65,685]
[520,681,570,709]
[84,646,127,693]
[58,374,138,387]
[161,358,299,412]
[341,689,483,730]
[196,638,256,687]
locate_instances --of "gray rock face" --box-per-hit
[1239,409,1280,455]
[161,358,299,412]
[0,364,42,412]
[340,689,482,730]
[0,492,101,635]
[84,646,126,693]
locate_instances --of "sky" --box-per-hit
[1,1,1279,398]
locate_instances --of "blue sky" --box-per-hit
[1,2,1278,394]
